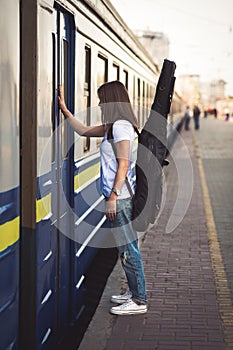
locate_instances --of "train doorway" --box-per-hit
[52,3,75,337]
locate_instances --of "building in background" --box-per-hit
[200,79,229,116]
[177,74,201,107]
[216,96,233,118]
[197,79,225,109]
[177,75,233,117]
[135,30,169,69]
[134,29,232,118]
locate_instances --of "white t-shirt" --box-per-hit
[100,119,136,199]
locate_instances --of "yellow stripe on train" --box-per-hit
[36,193,52,223]
[36,163,100,222]
[0,217,19,252]
[0,163,101,251]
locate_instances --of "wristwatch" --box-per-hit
[111,187,121,196]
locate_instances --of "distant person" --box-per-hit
[225,112,230,121]
[193,105,201,130]
[213,108,217,118]
[184,106,191,130]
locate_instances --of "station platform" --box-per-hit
[78,116,233,350]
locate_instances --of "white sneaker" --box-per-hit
[110,299,147,315]
[110,290,133,304]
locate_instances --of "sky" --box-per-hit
[111,0,233,95]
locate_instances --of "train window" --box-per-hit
[137,78,141,126]
[146,82,149,112]
[150,85,154,107]
[61,38,69,159]
[142,81,145,124]
[123,70,128,89]
[133,75,136,109]
[84,46,91,152]
[113,63,120,80]
[52,33,56,163]
[97,54,108,87]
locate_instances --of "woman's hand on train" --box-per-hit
[58,89,106,136]
[106,196,117,221]
[58,85,68,113]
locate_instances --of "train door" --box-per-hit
[52,4,75,337]
[0,1,20,349]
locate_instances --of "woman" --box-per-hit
[59,81,147,315]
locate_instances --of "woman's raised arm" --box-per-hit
[58,85,105,137]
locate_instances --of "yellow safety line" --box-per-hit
[193,131,233,346]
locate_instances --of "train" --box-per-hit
[0,0,182,349]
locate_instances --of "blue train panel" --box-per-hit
[0,188,20,350]
[70,154,107,320]
[36,220,57,349]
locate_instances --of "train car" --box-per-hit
[0,0,165,349]
[0,1,20,349]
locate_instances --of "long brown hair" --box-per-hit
[97,81,138,127]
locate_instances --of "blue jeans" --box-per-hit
[110,198,147,304]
